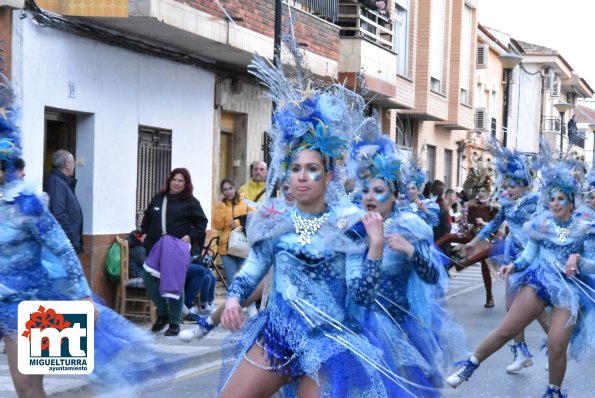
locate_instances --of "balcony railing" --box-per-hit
[337,1,394,50]
[285,0,339,22]
[541,116,560,132]
[541,116,585,148]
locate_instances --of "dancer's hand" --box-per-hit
[462,239,477,255]
[221,297,243,332]
[499,264,514,278]
[362,211,384,260]
[565,254,581,277]
[386,234,414,257]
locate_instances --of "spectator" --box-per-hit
[568,114,577,143]
[238,160,267,203]
[183,256,217,319]
[140,168,208,336]
[43,150,84,253]
[213,178,252,284]
[126,230,146,278]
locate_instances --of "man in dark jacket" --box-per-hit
[44,149,84,253]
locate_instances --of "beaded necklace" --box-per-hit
[383,216,394,229]
[553,219,573,243]
[292,209,330,246]
[409,201,419,212]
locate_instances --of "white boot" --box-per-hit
[506,342,533,373]
[445,356,480,388]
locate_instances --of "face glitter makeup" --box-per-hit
[308,170,323,181]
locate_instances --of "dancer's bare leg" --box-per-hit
[219,344,289,398]
[547,307,575,387]
[507,280,549,344]
[5,338,47,398]
[474,287,546,362]
[297,376,321,398]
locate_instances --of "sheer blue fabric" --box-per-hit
[0,181,168,389]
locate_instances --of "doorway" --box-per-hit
[44,108,77,181]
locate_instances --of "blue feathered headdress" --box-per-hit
[487,137,532,187]
[349,135,403,193]
[402,157,427,191]
[535,139,582,203]
[0,56,22,180]
[248,34,373,198]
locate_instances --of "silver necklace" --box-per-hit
[292,209,330,246]
[513,197,523,211]
[553,219,573,243]
[409,201,419,212]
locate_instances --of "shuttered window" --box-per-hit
[136,126,172,228]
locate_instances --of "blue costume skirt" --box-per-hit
[219,292,390,398]
[510,261,595,360]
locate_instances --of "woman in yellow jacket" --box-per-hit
[212,178,252,283]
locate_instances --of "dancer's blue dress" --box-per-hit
[0,181,164,387]
[477,191,540,264]
[220,202,390,397]
[510,211,595,360]
[361,210,467,397]
[576,203,595,221]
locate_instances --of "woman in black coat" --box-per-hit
[140,168,208,336]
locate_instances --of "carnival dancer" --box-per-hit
[0,66,164,397]
[446,155,595,398]
[352,135,467,397]
[435,162,499,307]
[576,169,595,220]
[463,141,547,373]
[400,159,440,227]
[216,46,395,396]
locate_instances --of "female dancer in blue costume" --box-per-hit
[462,143,548,373]
[0,69,161,397]
[353,137,467,397]
[217,51,391,396]
[446,157,595,398]
[401,161,440,227]
[576,171,595,220]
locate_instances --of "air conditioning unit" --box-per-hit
[0,0,24,8]
[476,44,488,68]
[474,108,488,131]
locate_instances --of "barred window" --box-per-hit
[136,126,172,228]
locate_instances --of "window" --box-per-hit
[430,0,445,93]
[491,117,497,138]
[459,5,472,104]
[444,149,453,188]
[396,115,415,149]
[426,144,437,182]
[394,0,409,77]
[136,126,172,228]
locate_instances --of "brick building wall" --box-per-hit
[0,9,12,78]
[182,0,340,62]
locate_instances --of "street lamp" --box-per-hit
[554,102,572,156]
[499,52,522,148]
[589,123,595,165]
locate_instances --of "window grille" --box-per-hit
[136,126,172,228]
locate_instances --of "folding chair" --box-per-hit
[113,237,156,322]
[201,236,227,289]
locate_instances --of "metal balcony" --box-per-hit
[337,1,394,50]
